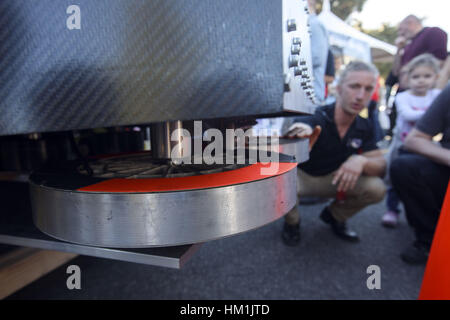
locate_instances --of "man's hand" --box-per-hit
[286,122,313,137]
[395,36,407,50]
[332,155,368,192]
[285,123,322,151]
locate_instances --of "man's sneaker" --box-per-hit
[381,210,399,228]
[281,222,300,246]
[401,242,430,265]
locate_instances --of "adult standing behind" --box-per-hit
[393,15,448,87]
[281,61,387,245]
[307,0,329,104]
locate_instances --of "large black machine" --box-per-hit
[0,0,316,264]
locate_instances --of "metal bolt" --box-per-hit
[291,44,301,55]
[288,55,300,68]
[284,73,291,92]
[287,19,297,32]
[292,37,302,45]
[284,83,291,92]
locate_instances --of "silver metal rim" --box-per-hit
[30,167,297,248]
[249,138,309,163]
[278,138,309,163]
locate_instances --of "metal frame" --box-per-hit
[0,217,201,269]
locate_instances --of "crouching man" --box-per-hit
[282,61,387,245]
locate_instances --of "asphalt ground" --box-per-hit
[7,198,426,300]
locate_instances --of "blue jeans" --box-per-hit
[386,187,400,213]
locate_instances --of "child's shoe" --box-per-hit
[381,210,399,228]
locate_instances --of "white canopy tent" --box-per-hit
[318,0,397,62]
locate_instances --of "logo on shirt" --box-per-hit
[348,138,362,150]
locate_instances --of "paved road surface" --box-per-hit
[7,200,426,300]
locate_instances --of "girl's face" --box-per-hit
[408,65,437,96]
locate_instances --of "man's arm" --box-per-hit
[404,128,450,167]
[332,149,386,192]
[396,92,428,122]
[360,149,387,177]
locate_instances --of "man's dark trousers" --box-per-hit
[390,152,450,247]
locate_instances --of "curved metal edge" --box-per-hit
[250,138,309,164]
[30,166,297,248]
[278,138,309,163]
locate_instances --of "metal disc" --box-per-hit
[30,153,297,248]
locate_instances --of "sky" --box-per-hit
[351,0,450,50]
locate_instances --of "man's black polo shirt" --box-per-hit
[295,103,378,176]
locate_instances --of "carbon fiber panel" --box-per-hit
[0,0,311,136]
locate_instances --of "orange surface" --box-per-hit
[419,180,450,300]
[77,162,297,193]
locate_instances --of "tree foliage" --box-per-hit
[362,23,398,80]
[313,0,400,80]
[361,23,398,45]
[315,0,368,21]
